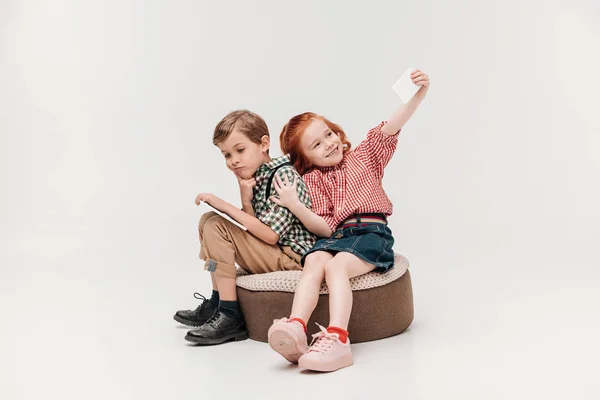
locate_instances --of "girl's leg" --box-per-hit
[324,252,375,330]
[290,251,333,322]
[298,252,373,372]
[268,251,332,363]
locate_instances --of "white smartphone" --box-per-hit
[201,201,248,231]
[392,68,421,103]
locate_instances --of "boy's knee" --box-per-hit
[200,212,225,233]
[203,215,239,241]
[198,211,219,231]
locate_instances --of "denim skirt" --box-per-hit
[300,222,395,272]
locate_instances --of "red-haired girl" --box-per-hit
[267,69,430,372]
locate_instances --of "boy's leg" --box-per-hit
[199,212,223,305]
[173,211,220,327]
[198,211,219,286]
[199,214,301,281]
[186,215,297,345]
[210,272,218,291]
[201,213,223,301]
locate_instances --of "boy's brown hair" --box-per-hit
[213,110,270,153]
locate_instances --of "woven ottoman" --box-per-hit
[236,253,414,343]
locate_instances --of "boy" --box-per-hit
[174,110,316,345]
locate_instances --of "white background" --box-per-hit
[1,0,599,399]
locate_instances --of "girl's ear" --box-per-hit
[260,135,270,152]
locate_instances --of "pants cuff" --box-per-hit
[204,259,237,279]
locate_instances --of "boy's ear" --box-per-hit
[260,135,270,152]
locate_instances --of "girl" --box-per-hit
[267,69,430,372]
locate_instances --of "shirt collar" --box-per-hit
[255,154,291,177]
[316,154,346,173]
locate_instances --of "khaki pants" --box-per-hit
[198,211,302,279]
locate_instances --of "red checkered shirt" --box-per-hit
[303,121,400,232]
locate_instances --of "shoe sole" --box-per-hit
[268,330,307,364]
[298,354,353,372]
[184,330,249,345]
[173,314,205,327]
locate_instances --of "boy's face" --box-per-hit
[217,129,270,179]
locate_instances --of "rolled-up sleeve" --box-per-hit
[353,121,400,179]
[303,171,337,232]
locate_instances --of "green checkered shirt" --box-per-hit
[252,154,316,255]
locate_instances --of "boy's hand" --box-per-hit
[269,174,300,209]
[411,69,430,93]
[234,171,256,204]
[195,193,220,207]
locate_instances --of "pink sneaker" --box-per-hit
[268,318,309,363]
[298,324,353,372]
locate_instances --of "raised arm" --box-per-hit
[382,69,430,136]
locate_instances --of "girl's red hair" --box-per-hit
[279,112,352,175]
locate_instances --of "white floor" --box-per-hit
[2,226,599,400]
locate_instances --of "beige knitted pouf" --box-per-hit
[236,253,414,343]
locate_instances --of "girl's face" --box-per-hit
[299,118,344,168]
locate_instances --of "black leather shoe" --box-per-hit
[173,293,217,327]
[185,310,249,345]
